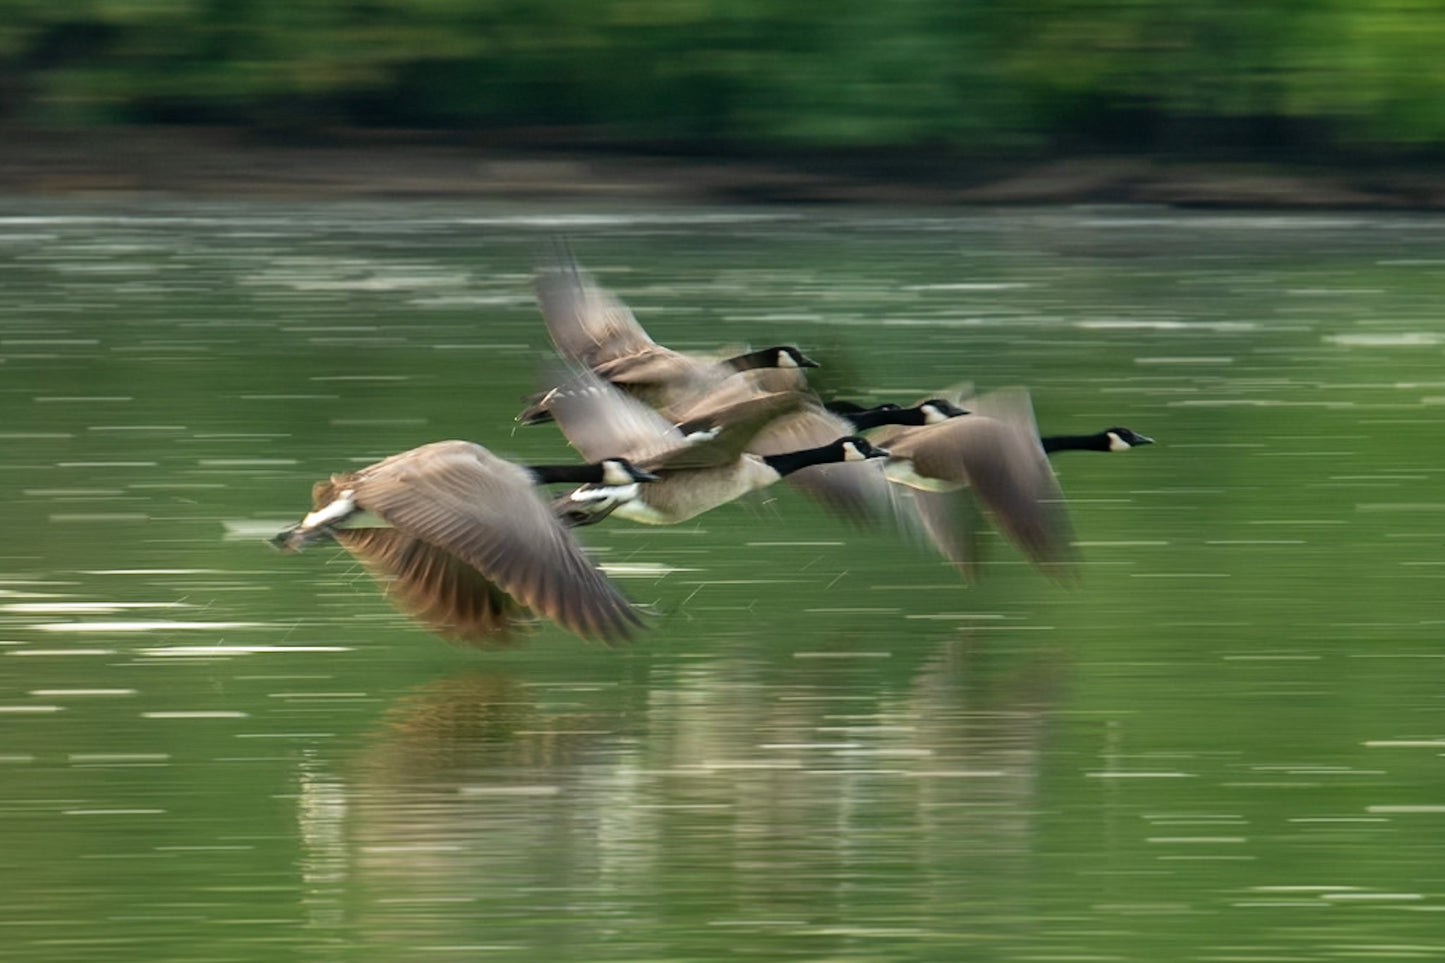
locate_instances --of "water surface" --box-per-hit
[2,201,1443,961]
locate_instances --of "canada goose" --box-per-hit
[730,397,971,522]
[270,440,657,644]
[826,401,1153,455]
[519,249,817,422]
[538,367,889,526]
[869,388,1080,581]
[822,399,971,431]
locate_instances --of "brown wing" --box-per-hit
[592,349,696,390]
[334,527,528,646]
[886,404,1078,579]
[647,389,806,471]
[748,405,895,522]
[343,440,643,642]
[543,366,689,464]
[905,489,987,582]
[534,252,656,368]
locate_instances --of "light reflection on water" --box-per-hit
[0,202,1443,961]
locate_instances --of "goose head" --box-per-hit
[836,436,890,461]
[1105,427,1154,452]
[600,458,661,485]
[917,399,970,424]
[748,345,819,370]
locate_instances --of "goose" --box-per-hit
[822,398,971,431]
[826,400,1153,455]
[538,367,889,527]
[270,440,657,644]
[725,396,971,522]
[518,249,817,423]
[867,388,1081,581]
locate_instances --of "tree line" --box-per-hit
[2,0,1442,157]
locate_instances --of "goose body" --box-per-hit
[540,367,888,527]
[520,250,816,422]
[271,440,654,644]
[731,397,970,522]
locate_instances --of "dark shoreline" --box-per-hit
[4,125,1444,208]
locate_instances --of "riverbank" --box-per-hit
[3,125,1443,208]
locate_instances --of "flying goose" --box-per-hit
[518,249,817,423]
[726,396,971,523]
[826,400,1153,454]
[271,440,657,644]
[867,388,1081,582]
[538,367,889,527]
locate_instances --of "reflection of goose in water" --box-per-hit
[306,635,1055,953]
[270,440,655,644]
[356,670,635,778]
[313,668,647,950]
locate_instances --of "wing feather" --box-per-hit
[336,441,642,642]
[885,391,1078,579]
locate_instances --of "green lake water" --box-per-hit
[1,200,1443,961]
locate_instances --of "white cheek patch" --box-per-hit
[600,461,636,486]
[1107,432,1132,452]
[569,483,639,505]
[300,490,357,529]
[778,352,800,369]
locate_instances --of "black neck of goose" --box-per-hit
[761,442,849,478]
[1040,433,1111,454]
[526,463,612,485]
[847,406,928,431]
[722,347,780,372]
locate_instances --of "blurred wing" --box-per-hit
[651,389,807,470]
[544,366,689,464]
[334,528,527,645]
[920,380,977,409]
[887,406,1078,579]
[959,386,1040,441]
[750,405,895,522]
[535,249,656,367]
[348,441,643,642]
[904,489,987,582]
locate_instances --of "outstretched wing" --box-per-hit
[343,440,644,641]
[885,390,1078,580]
[748,405,896,523]
[534,247,656,368]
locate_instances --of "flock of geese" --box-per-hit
[272,249,1153,645]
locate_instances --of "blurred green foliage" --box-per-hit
[2,0,1443,153]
